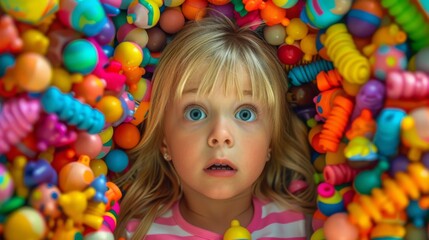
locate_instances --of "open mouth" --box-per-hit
[206,164,235,171]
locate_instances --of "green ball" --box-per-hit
[63,39,98,75]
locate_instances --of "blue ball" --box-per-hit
[105,149,129,173]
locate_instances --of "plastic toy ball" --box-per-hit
[94,17,116,46]
[285,18,308,44]
[0,0,59,25]
[346,0,383,38]
[84,224,115,240]
[159,8,186,34]
[272,0,297,8]
[277,43,303,65]
[96,95,124,124]
[90,159,108,177]
[113,41,143,68]
[164,0,186,7]
[97,138,114,159]
[113,123,141,149]
[105,149,129,173]
[13,53,53,92]
[181,0,208,20]
[127,0,162,29]
[72,131,103,159]
[72,74,105,106]
[323,213,359,240]
[4,207,47,240]
[63,39,98,75]
[99,126,114,144]
[369,45,407,80]
[0,164,14,204]
[58,0,108,36]
[263,24,286,46]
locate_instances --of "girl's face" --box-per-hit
[162,71,272,200]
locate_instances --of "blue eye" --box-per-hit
[235,107,257,122]
[184,106,207,121]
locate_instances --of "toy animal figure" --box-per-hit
[0,15,23,56]
[401,107,429,162]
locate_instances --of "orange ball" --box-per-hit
[14,53,52,92]
[113,123,141,149]
[181,0,207,20]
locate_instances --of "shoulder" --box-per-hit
[249,198,307,239]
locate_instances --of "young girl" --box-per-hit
[115,15,316,239]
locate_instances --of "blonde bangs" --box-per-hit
[173,42,278,112]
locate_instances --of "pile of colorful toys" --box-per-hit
[1,0,429,239]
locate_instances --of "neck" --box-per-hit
[179,190,254,234]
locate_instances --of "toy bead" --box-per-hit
[223,220,251,240]
[316,182,345,217]
[322,23,370,85]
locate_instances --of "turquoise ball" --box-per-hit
[63,39,98,74]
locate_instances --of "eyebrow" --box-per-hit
[183,88,253,95]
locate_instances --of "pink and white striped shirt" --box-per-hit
[125,198,309,239]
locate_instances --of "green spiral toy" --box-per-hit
[381,0,429,52]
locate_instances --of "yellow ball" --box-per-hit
[90,159,108,177]
[99,126,114,144]
[113,41,143,68]
[96,96,124,123]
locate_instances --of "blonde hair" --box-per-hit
[115,15,316,239]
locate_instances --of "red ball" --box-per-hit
[113,123,141,149]
[277,43,303,65]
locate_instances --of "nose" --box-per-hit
[208,118,234,148]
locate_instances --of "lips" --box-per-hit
[204,159,238,171]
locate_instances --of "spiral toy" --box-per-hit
[347,162,429,238]
[288,59,334,86]
[319,95,354,153]
[316,69,343,91]
[322,23,370,85]
[386,70,429,100]
[381,0,429,52]
[0,96,41,153]
[323,163,359,186]
[373,108,406,158]
[40,87,105,134]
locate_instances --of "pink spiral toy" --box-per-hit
[323,163,359,186]
[386,70,429,100]
[0,97,41,153]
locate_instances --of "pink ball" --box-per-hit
[73,131,103,159]
[324,213,359,240]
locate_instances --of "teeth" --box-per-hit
[208,164,233,170]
